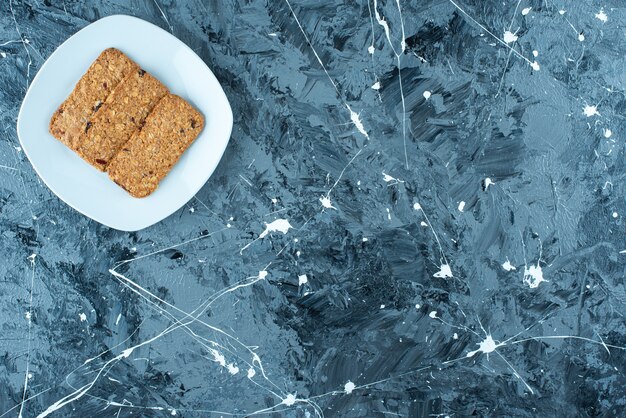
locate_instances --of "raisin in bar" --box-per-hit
[49,48,138,151]
[77,68,168,171]
[107,94,204,198]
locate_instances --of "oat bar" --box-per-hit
[49,48,138,150]
[107,94,204,197]
[77,68,168,171]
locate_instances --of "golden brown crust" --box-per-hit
[49,48,138,150]
[76,68,168,171]
[107,94,204,197]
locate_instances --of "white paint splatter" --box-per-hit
[458,201,465,212]
[502,259,516,271]
[373,0,408,168]
[382,172,404,183]
[503,30,518,44]
[423,90,431,100]
[320,195,336,210]
[604,128,612,138]
[234,218,268,254]
[523,263,548,288]
[371,81,381,90]
[210,349,226,367]
[373,0,393,51]
[467,335,502,357]
[227,363,239,375]
[344,380,356,394]
[434,263,453,278]
[298,274,308,286]
[259,219,292,238]
[595,9,608,22]
[79,313,87,322]
[522,7,532,15]
[282,393,297,406]
[346,104,369,138]
[382,173,394,182]
[583,105,599,117]
[429,311,438,319]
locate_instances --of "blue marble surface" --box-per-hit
[1,0,625,417]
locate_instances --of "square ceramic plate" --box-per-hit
[17,14,233,231]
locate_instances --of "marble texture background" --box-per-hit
[1,0,625,417]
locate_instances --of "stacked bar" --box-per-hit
[49,48,204,197]
[49,48,138,150]
[77,68,168,170]
[108,95,204,197]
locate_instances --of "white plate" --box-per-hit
[17,15,233,231]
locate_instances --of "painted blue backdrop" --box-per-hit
[0,1,625,416]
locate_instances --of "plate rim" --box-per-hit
[17,14,233,231]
